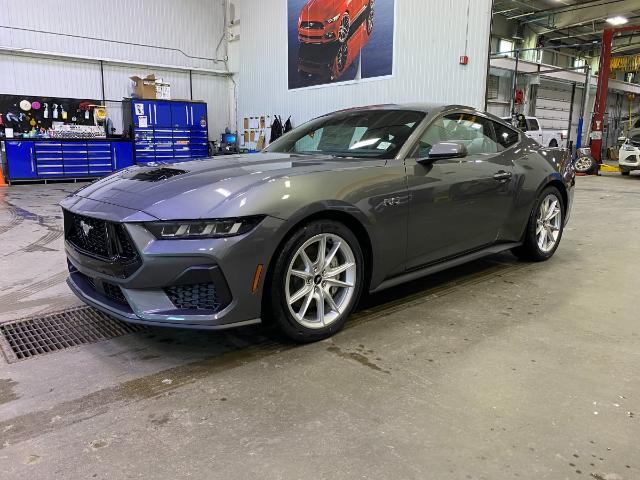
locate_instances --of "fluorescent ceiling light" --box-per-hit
[606,16,628,26]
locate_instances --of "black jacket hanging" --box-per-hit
[270,115,283,143]
[284,116,293,133]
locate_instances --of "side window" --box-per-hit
[416,114,501,157]
[526,119,540,131]
[493,121,520,150]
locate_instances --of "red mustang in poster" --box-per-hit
[298,0,373,44]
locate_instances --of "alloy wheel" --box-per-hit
[285,233,357,330]
[536,194,562,253]
[574,157,594,173]
[338,14,350,43]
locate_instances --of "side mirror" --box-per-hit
[419,142,467,163]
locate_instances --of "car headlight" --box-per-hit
[325,14,340,24]
[622,145,636,151]
[145,216,265,239]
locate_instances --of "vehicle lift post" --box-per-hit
[591,25,640,169]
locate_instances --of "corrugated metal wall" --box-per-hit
[236,0,493,129]
[0,0,232,136]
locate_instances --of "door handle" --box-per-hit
[493,171,512,181]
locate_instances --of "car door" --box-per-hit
[404,112,517,270]
[526,118,543,145]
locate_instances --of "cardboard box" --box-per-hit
[130,74,157,99]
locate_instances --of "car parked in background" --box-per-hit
[298,0,372,44]
[619,132,640,175]
[502,115,567,148]
[62,104,574,343]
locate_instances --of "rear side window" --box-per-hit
[493,121,519,150]
[526,119,540,131]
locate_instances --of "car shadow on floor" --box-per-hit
[111,251,523,361]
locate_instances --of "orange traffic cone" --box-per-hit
[0,164,7,186]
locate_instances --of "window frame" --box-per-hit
[492,119,521,150]
[407,110,521,160]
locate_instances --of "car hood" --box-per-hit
[299,0,336,21]
[68,153,384,220]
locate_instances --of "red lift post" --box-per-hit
[592,25,640,165]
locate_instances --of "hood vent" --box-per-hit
[126,167,188,182]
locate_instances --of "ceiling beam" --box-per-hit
[528,0,640,33]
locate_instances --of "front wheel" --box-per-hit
[621,169,631,176]
[337,13,350,43]
[266,220,364,342]
[512,186,565,262]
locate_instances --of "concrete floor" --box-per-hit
[0,175,639,479]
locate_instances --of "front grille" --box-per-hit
[114,224,138,261]
[300,21,324,30]
[76,272,129,307]
[103,281,127,305]
[64,211,140,266]
[68,213,110,257]
[165,283,220,311]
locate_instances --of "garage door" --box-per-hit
[535,79,573,134]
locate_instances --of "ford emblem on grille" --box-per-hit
[80,220,93,237]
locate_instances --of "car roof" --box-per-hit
[316,103,512,126]
[333,103,469,114]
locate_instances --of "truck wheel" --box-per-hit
[549,139,558,148]
[621,169,630,176]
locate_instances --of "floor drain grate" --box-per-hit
[0,306,146,363]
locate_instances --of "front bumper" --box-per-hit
[619,149,640,169]
[62,197,285,330]
[298,24,339,44]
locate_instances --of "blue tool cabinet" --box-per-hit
[4,139,133,183]
[124,99,209,164]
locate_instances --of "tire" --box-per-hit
[512,186,565,262]
[549,139,558,148]
[574,156,596,174]
[621,169,631,176]
[265,219,364,343]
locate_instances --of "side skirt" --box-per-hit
[370,242,522,293]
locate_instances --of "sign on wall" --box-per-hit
[287,0,395,90]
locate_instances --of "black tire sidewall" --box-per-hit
[267,220,364,342]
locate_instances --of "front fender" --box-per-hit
[207,165,409,291]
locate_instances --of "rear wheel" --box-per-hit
[549,139,558,148]
[512,186,565,262]
[266,220,364,342]
[621,169,631,176]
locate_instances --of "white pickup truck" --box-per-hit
[502,115,567,148]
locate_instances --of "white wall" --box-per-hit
[234,0,493,129]
[0,0,233,137]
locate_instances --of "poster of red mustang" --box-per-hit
[287,0,395,89]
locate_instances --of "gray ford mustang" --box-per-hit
[62,104,575,342]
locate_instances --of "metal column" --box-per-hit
[590,29,614,165]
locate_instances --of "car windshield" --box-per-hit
[264,109,426,159]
